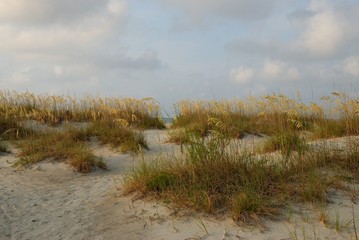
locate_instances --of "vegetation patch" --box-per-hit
[0,90,165,129]
[86,120,148,152]
[169,92,359,143]
[261,130,308,156]
[0,90,156,173]
[126,119,359,223]
[15,128,105,173]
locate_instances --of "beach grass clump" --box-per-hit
[331,92,359,136]
[0,90,165,129]
[126,118,359,222]
[15,128,105,173]
[311,139,359,178]
[12,119,147,171]
[170,100,252,140]
[86,120,148,152]
[166,128,187,144]
[311,119,347,139]
[168,97,302,143]
[168,93,359,144]
[262,130,308,156]
[307,92,359,138]
[0,91,149,172]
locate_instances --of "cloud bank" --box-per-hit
[0,0,358,110]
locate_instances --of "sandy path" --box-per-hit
[0,145,133,240]
[0,131,357,239]
[0,130,179,240]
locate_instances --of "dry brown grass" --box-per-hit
[0,90,158,172]
[169,92,359,143]
[0,90,165,129]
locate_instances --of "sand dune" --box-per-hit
[0,130,357,239]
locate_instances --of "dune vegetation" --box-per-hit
[0,90,164,172]
[167,92,359,144]
[2,89,359,223]
[0,90,165,128]
[126,92,359,223]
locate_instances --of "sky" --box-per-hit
[1,0,359,112]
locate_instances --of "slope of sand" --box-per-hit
[1,130,358,239]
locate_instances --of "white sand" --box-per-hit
[1,130,358,239]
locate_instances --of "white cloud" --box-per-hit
[0,0,166,98]
[300,11,343,57]
[227,1,358,63]
[0,0,155,72]
[288,1,347,58]
[230,67,254,84]
[344,56,359,76]
[0,22,111,54]
[0,0,128,56]
[262,60,282,78]
[107,0,128,16]
[230,61,300,85]
[261,60,300,81]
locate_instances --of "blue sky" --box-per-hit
[1,0,358,111]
